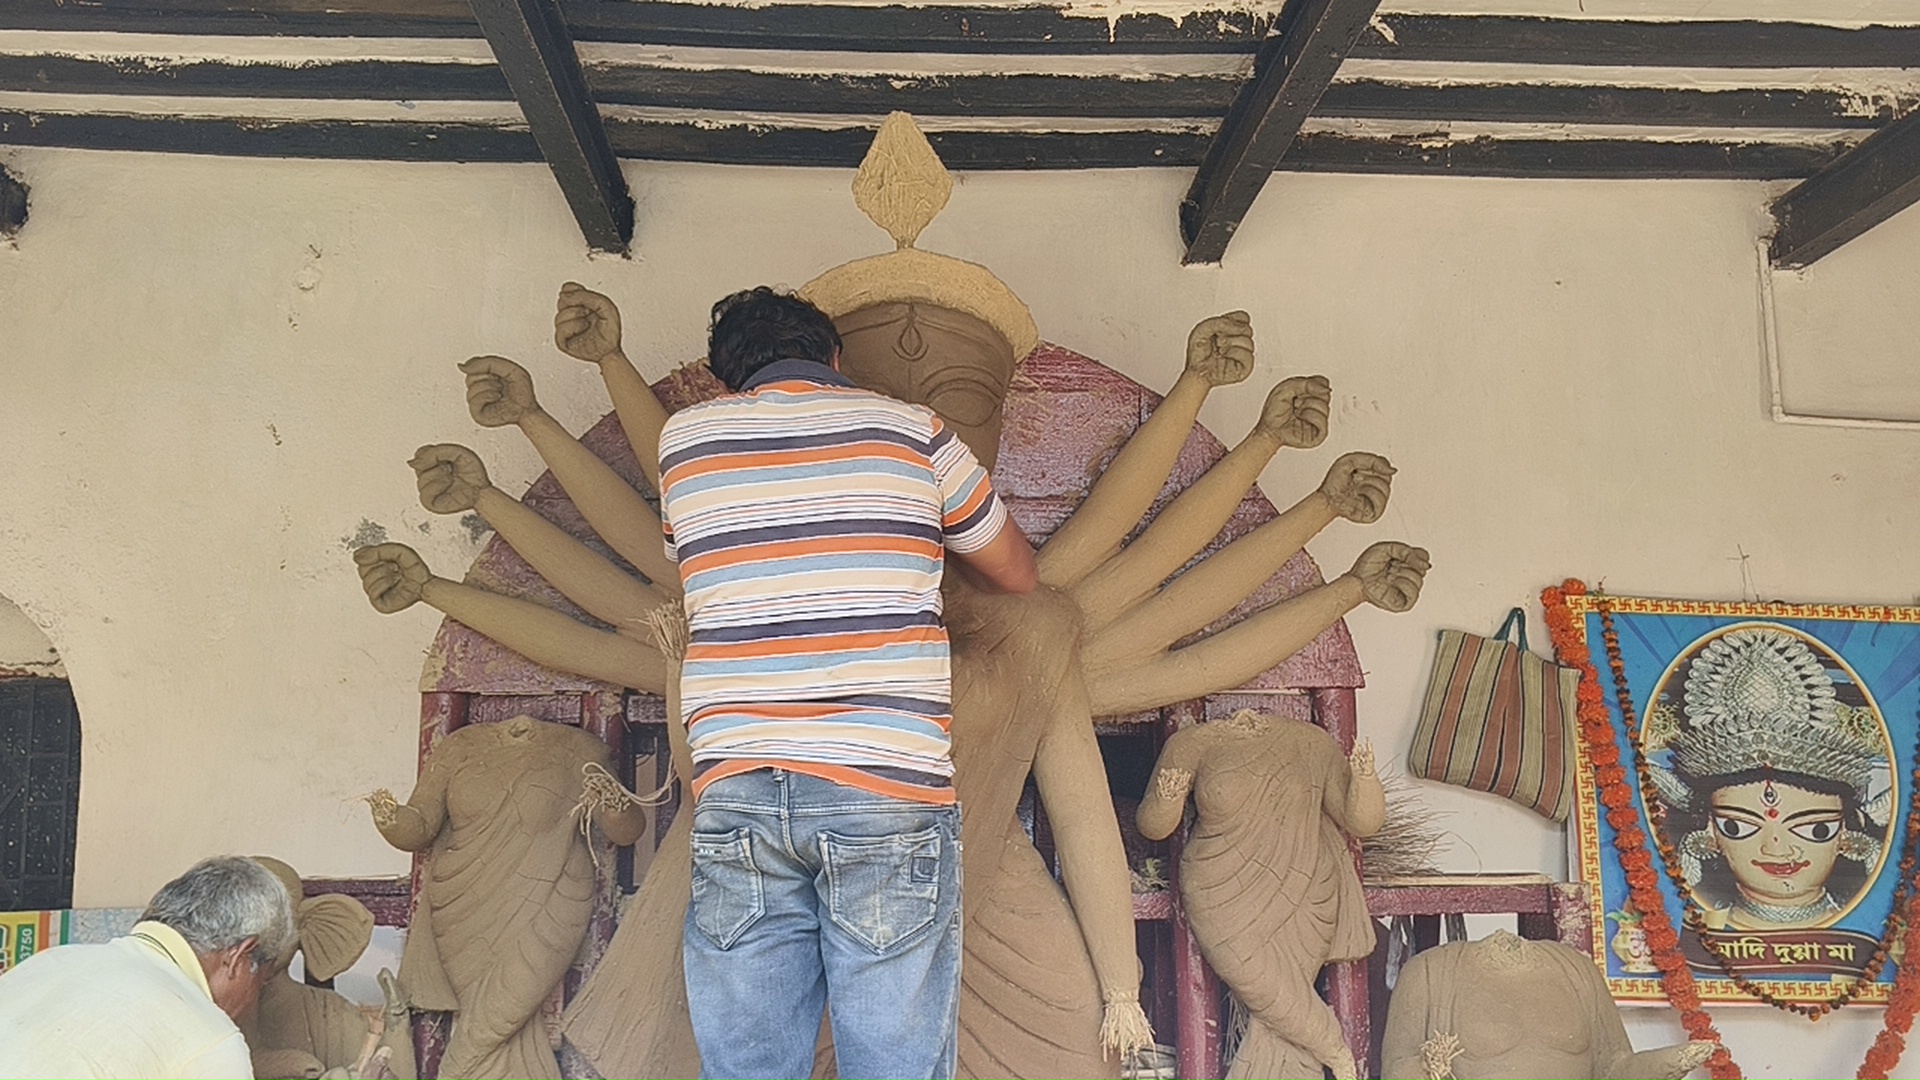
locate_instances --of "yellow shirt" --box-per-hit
[0,920,253,1078]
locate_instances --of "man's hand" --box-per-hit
[1256,375,1331,448]
[409,444,491,515]
[1348,541,1430,613]
[460,355,539,428]
[1185,311,1256,387]
[1320,452,1394,523]
[555,282,624,364]
[354,544,432,614]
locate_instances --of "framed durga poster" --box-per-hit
[1552,591,1920,1005]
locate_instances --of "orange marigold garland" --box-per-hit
[1544,580,1920,1080]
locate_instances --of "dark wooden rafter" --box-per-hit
[1179,0,1383,264]
[6,1,1915,62]
[1770,107,1920,268]
[467,0,632,253]
[3,52,1906,130]
[0,109,1848,178]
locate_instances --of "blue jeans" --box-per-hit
[683,768,963,1080]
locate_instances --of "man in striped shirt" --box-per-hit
[660,286,1036,1080]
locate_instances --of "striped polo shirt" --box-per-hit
[659,358,1009,805]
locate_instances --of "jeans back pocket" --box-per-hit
[690,827,766,949]
[821,824,943,954]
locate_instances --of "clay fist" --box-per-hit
[354,543,431,614]
[1256,375,1331,449]
[1320,452,1394,524]
[460,355,539,428]
[1185,311,1255,387]
[1349,542,1430,613]
[554,282,623,364]
[410,444,491,515]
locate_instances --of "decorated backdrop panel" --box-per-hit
[1563,595,1920,1005]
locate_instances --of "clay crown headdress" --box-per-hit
[799,112,1039,362]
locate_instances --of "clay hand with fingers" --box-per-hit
[555,282,625,365]
[1350,739,1377,779]
[1256,375,1332,449]
[460,355,540,429]
[1185,311,1257,387]
[1320,452,1395,524]
[1349,542,1431,613]
[354,544,431,614]
[410,444,492,515]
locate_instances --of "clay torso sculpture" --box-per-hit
[1381,932,1716,1080]
[240,858,415,1080]
[1138,713,1382,1080]
[368,717,645,1080]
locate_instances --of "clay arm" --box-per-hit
[1027,671,1144,1033]
[460,355,681,592]
[1378,953,1448,1080]
[1036,313,1254,589]
[1605,1043,1720,1080]
[1071,376,1330,630]
[354,543,669,693]
[411,444,672,628]
[368,740,450,853]
[1134,726,1207,841]
[1087,542,1429,716]
[554,282,669,493]
[1328,740,1387,839]
[1081,452,1395,672]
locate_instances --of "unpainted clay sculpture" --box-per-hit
[239,857,416,1080]
[1381,932,1717,1080]
[353,112,1430,1079]
[1137,712,1385,1080]
[365,716,647,1080]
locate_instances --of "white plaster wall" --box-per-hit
[0,147,1914,1076]
[0,594,64,676]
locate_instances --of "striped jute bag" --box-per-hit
[1406,608,1581,822]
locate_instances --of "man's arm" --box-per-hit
[952,516,1038,594]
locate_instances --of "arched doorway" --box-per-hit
[0,596,79,912]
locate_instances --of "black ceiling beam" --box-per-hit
[1354,15,1920,68]
[4,3,1917,62]
[1179,0,1383,264]
[468,0,632,253]
[1770,107,1920,268]
[6,50,1898,131]
[0,108,1851,177]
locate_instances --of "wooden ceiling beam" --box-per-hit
[1770,107,1920,268]
[0,50,1898,131]
[0,108,1852,178]
[1354,15,1920,68]
[1178,0,1383,264]
[468,0,632,253]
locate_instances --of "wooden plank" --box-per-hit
[469,0,633,253]
[0,110,1855,178]
[1354,14,1920,68]
[1770,107,1920,267]
[1,51,1897,131]
[1179,0,1386,264]
[3,3,1915,63]
[1316,81,1894,130]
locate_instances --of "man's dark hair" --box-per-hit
[707,286,843,391]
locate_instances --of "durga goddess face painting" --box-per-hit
[1643,624,1895,932]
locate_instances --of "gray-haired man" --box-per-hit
[0,855,296,1078]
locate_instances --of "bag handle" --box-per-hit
[1494,607,1529,652]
